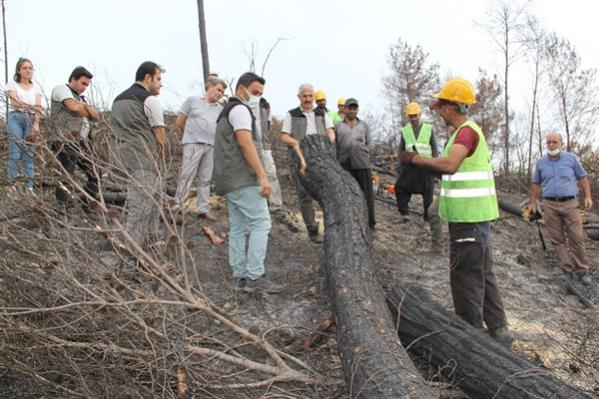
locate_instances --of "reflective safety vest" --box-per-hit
[329,110,342,125]
[401,123,433,158]
[439,120,499,223]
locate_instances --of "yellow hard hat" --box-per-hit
[315,90,326,101]
[405,102,421,115]
[337,97,346,106]
[433,77,477,105]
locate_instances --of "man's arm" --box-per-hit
[175,112,187,133]
[412,143,468,174]
[236,130,272,198]
[578,176,593,210]
[326,127,335,143]
[152,126,166,156]
[430,131,439,158]
[63,98,98,121]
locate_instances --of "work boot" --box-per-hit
[243,276,283,294]
[579,272,592,286]
[308,228,323,244]
[489,325,514,347]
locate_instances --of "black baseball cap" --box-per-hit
[345,97,359,107]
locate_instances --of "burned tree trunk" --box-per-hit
[387,284,591,399]
[299,135,436,398]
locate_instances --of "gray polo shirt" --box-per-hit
[335,118,372,163]
[180,96,222,145]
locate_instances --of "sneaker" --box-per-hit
[234,277,246,291]
[579,272,592,286]
[489,325,514,347]
[243,276,283,294]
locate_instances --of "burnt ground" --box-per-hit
[0,136,598,398]
[168,141,599,397]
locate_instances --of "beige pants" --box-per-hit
[543,198,589,273]
[174,143,213,213]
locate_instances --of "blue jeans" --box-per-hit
[225,185,271,280]
[6,111,36,188]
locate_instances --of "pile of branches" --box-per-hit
[0,138,336,397]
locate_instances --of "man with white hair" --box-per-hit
[280,83,335,243]
[527,132,593,286]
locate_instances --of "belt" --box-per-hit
[543,196,576,202]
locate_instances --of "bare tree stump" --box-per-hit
[387,284,591,399]
[299,135,437,398]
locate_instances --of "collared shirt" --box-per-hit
[532,152,587,198]
[180,96,222,145]
[335,118,372,163]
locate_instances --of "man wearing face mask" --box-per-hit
[172,78,227,220]
[280,83,335,243]
[213,72,282,294]
[527,132,593,286]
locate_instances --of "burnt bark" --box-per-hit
[299,135,436,398]
[387,284,591,399]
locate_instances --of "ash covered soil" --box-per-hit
[0,138,597,398]
[178,142,599,397]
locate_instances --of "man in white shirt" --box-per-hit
[50,66,100,212]
[280,83,335,243]
[172,78,226,220]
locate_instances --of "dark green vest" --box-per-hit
[213,97,259,196]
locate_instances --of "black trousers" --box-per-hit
[449,222,508,330]
[341,160,376,229]
[394,168,434,220]
[52,141,99,207]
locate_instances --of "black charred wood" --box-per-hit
[387,284,591,399]
[298,135,437,399]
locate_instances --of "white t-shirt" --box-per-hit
[228,104,253,132]
[282,109,333,135]
[6,80,43,112]
[143,95,165,128]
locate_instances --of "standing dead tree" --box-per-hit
[196,0,210,83]
[298,135,437,398]
[470,68,503,159]
[543,33,599,150]
[478,0,530,174]
[382,38,440,148]
[521,14,545,179]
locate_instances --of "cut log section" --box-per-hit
[387,284,591,399]
[299,135,436,398]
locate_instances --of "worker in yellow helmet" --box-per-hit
[330,98,345,124]
[394,101,441,249]
[314,89,328,115]
[398,77,513,347]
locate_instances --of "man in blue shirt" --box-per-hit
[527,132,593,285]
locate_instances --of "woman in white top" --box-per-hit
[6,57,43,190]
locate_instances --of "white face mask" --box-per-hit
[547,148,561,157]
[243,87,261,107]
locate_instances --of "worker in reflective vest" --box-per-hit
[398,78,513,347]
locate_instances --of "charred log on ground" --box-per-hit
[298,135,436,399]
[387,284,592,399]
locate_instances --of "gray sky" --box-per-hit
[5,0,598,119]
